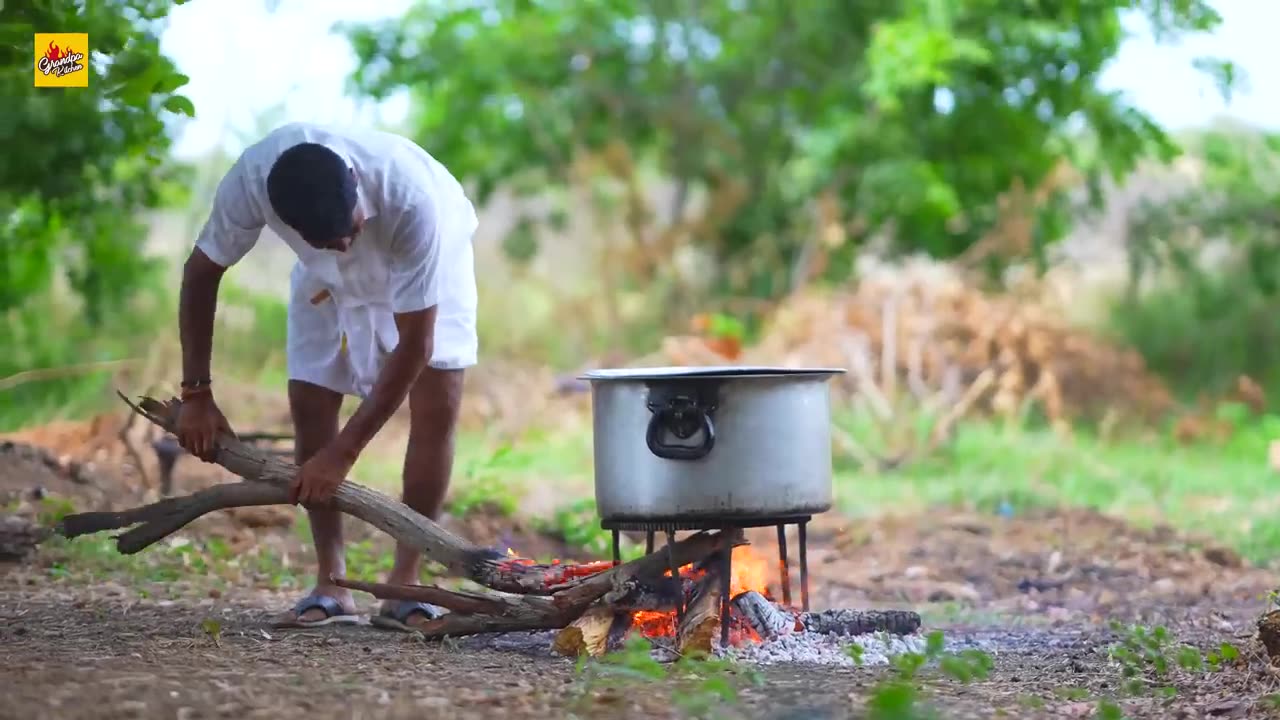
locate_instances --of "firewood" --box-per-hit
[732,590,798,640]
[798,608,921,636]
[552,604,629,657]
[603,573,689,611]
[676,562,723,656]
[53,392,749,642]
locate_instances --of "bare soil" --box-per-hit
[4,415,1280,719]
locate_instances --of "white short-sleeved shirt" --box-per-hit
[195,122,479,397]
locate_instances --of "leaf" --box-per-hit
[200,618,222,647]
[153,72,191,95]
[163,95,196,118]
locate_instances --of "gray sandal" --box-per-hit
[271,593,361,629]
[371,601,447,632]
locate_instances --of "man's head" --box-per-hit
[266,142,363,252]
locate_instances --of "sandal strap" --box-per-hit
[293,594,345,619]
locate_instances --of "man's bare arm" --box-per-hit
[179,248,228,384]
[330,306,436,462]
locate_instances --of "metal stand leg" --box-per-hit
[798,520,810,612]
[645,531,655,555]
[666,530,684,623]
[719,541,733,649]
[776,524,792,607]
[612,529,621,566]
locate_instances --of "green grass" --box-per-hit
[832,418,1280,565]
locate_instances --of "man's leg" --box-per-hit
[288,378,356,623]
[380,366,465,617]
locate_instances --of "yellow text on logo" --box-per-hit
[34,33,89,88]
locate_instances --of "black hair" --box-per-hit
[265,142,359,247]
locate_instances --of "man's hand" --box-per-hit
[291,444,357,506]
[175,393,236,461]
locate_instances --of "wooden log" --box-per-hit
[676,560,723,656]
[732,590,798,640]
[603,573,689,611]
[51,393,753,642]
[57,393,745,604]
[798,608,922,637]
[552,604,631,657]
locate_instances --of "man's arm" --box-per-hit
[178,248,228,386]
[181,154,265,385]
[328,199,443,463]
[329,306,436,463]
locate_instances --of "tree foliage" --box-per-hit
[343,0,1233,298]
[0,0,195,322]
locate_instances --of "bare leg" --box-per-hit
[288,379,356,622]
[381,366,465,620]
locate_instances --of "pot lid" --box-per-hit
[578,365,847,381]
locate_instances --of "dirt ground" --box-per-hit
[4,414,1280,719]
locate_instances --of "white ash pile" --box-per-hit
[724,629,927,667]
[720,600,926,667]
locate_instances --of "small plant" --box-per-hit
[1105,622,1237,698]
[852,630,994,720]
[570,636,761,719]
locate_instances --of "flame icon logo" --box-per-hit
[35,34,88,85]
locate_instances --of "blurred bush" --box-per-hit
[1110,123,1280,403]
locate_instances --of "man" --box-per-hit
[174,122,478,631]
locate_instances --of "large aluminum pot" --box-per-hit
[580,366,846,527]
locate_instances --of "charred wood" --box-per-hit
[799,608,922,636]
[732,590,798,640]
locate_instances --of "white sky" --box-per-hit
[159,0,1278,160]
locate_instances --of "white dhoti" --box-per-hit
[285,231,478,399]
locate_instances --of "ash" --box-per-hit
[722,631,928,667]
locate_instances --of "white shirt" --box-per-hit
[195,122,479,395]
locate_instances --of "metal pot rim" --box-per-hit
[578,365,847,382]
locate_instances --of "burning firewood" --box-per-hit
[604,573,689,611]
[52,393,750,644]
[552,605,632,657]
[733,590,799,640]
[676,557,724,656]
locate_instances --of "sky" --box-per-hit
[159,0,1278,160]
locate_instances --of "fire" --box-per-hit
[500,542,779,647]
[630,544,773,643]
[44,41,65,63]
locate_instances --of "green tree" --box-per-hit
[0,0,194,424]
[342,0,1234,301]
[1,0,195,322]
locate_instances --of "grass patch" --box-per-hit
[39,534,303,596]
[831,417,1280,565]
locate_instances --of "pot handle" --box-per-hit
[645,405,716,461]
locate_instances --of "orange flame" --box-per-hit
[628,545,773,644]
[44,41,65,63]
